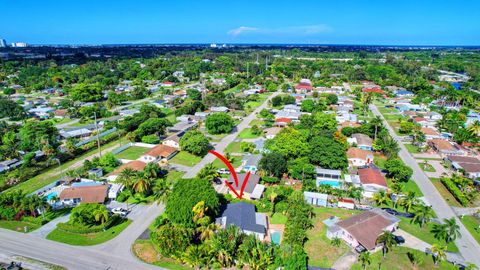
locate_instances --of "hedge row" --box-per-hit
[56,215,124,234]
[441,177,468,206]
[21,216,48,225]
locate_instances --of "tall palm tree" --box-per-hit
[117,168,137,190]
[400,192,419,213]
[269,191,278,212]
[93,208,109,224]
[132,176,152,194]
[431,244,447,266]
[197,162,220,182]
[358,251,372,270]
[370,116,383,140]
[467,120,480,137]
[443,217,461,243]
[152,178,171,204]
[376,231,397,258]
[431,223,449,242]
[372,190,391,207]
[412,204,434,228]
[143,163,161,180]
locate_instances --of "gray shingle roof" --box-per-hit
[217,202,266,234]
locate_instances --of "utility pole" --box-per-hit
[247,62,249,78]
[94,112,102,157]
[265,55,268,71]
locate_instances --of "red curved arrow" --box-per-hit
[208,150,251,199]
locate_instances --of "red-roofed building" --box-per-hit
[274,117,292,127]
[295,79,313,92]
[413,117,429,127]
[362,87,385,94]
[338,198,355,209]
[358,167,388,198]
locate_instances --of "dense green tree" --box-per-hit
[180,130,210,156]
[134,118,170,140]
[300,99,315,112]
[0,96,26,120]
[205,113,234,134]
[18,120,59,152]
[287,157,316,181]
[259,152,287,178]
[70,203,109,226]
[309,136,348,169]
[152,223,192,257]
[187,89,202,100]
[69,83,104,102]
[265,127,309,159]
[165,178,219,227]
[384,158,413,182]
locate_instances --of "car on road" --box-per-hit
[217,168,231,174]
[111,207,129,217]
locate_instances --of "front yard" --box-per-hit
[133,239,190,270]
[350,246,457,270]
[237,128,261,139]
[46,219,132,246]
[0,220,41,233]
[429,178,462,207]
[418,162,436,172]
[170,151,202,167]
[460,215,480,245]
[398,217,458,252]
[304,207,360,268]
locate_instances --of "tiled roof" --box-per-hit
[358,167,387,188]
[336,210,398,250]
[59,185,108,203]
[143,144,177,158]
[227,173,260,194]
[421,127,440,136]
[347,148,373,160]
[429,139,456,151]
[111,160,146,175]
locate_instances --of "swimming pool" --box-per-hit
[270,230,281,245]
[318,180,342,187]
[45,192,58,201]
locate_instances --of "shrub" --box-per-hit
[262,176,280,184]
[441,177,468,206]
[141,134,160,144]
[21,216,48,225]
[0,207,16,220]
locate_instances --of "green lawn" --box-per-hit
[225,141,243,153]
[460,215,480,245]
[238,128,261,139]
[46,219,132,246]
[166,171,185,183]
[212,156,242,169]
[133,239,190,270]
[249,119,264,127]
[115,146,149,160]
[7,137,128,194]
[374,153,388,170]
[170,151,202,167]
[0,220,41,233]
[398,217,458,252]
[305,207,361,268]
[419,162,435,172]
[350,246,457,270]
[429,178,462,207]
[208,133,229,142]
[404,144,420,154]
[269,213,287,224]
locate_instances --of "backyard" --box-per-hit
[304,207,360,268]
[115,146,149,160]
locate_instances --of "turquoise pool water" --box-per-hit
[271,231,281,245]
[318,180,342,187]
[45,192,58,201]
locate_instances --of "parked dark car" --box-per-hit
[394,235,405,244]
[381,208,414,218]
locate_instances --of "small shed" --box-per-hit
[304,191,328,207]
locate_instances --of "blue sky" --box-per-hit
[1,0,479,45]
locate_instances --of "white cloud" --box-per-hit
[227,24,332,37]
[227,26,259,36]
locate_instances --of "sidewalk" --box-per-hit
[29,213,70,239]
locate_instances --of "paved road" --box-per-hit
[0,203,166,270]
[183,91,280,178]
[371,104,480,266]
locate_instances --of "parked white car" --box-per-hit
[216,168,231,174]
[111,207,129,217]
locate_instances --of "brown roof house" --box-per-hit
[226,174,265,200]
[347,148,374,167]
[445,155,480,179]
[327,209,400,251]
[139,144,178,163]
[347,133,373,151]
[357,167,388,198]
[428,139,466,156]
[162,133,181,149]
[107,160,147,181]
[421,127,441,140]
[59,185,108,206]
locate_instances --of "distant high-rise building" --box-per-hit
[0,38,6,47]
[11,42,27,48]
